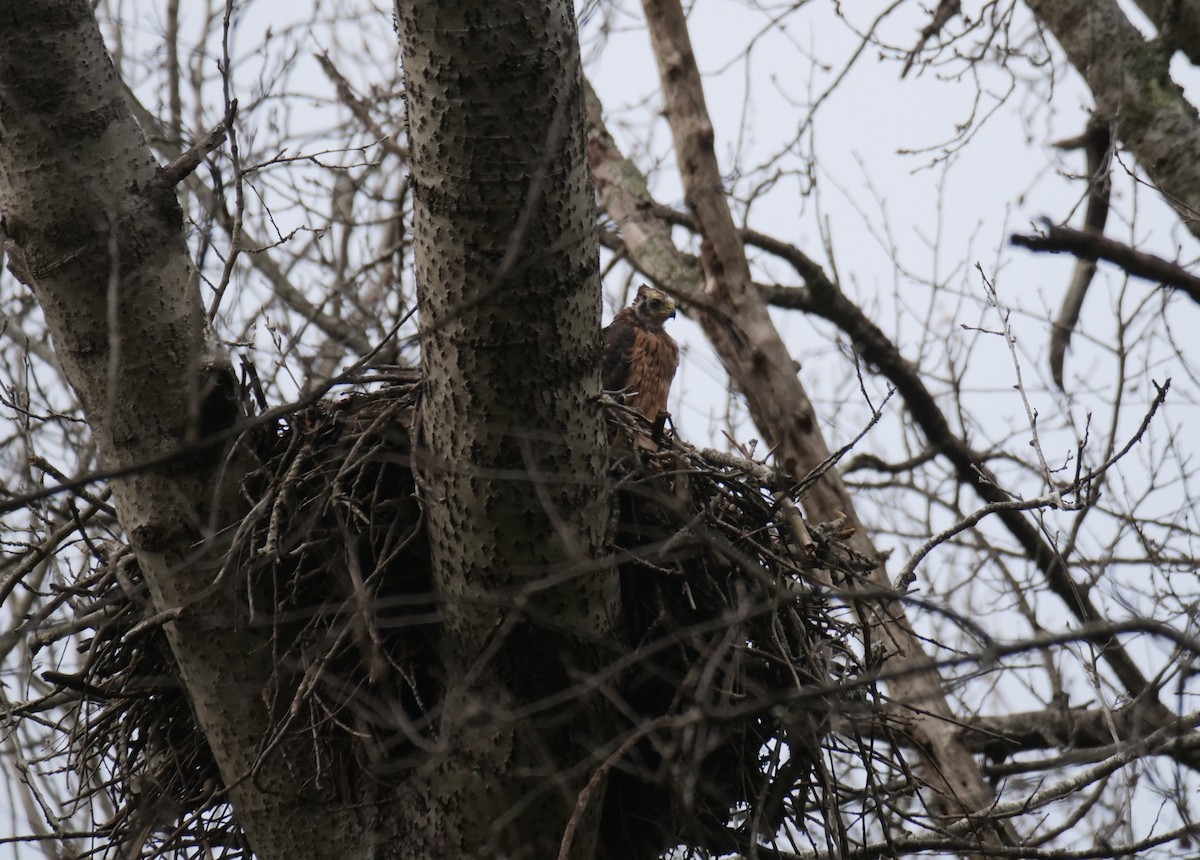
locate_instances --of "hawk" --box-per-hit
[601,284,679,423]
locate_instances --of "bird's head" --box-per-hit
[633,284,676,330]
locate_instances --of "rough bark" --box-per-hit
[395,1,614,856]
[1131,0,1200,66]
[0,2,372,856]
[1025,0,1200,240]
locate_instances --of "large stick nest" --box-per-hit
[59,371,889,858]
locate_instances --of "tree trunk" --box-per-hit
[0,2,374,856]
[5,0,634,855]
[1025,0,1200,241]
[394,0,614,856]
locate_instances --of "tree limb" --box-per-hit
[161,102,235,184]
[596,1,1024,841]
[1130,0,1200,66]
[901,0,962,77]
[1048,119,1113,389]
[396,1,614,855]
[1012,221,1200,305]
[314,53,408,159]
[964,703,1200,770]
[1024,0,1200,240]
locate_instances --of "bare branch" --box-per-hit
[1048,119,1113,389]
[315,53,408,159]
[601,2,1026,839]
[901,0,962,77]
[1012,221,1200,305]
[161,103,235,184]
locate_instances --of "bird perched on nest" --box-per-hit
[601,284,679,427]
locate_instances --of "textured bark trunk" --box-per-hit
[1025,0,1200,241]
[395,1,614,856]
[6,0,616,854]
[1131,0,1200,66]
[0,2,372,856]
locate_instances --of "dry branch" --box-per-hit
[588,38,1020,839]
[315,54,408,160]
[901,0,962,77]
[160,103,235,184]
[1047,120,1113,389]
[1012,221,1200,305]
[122,89,376,357]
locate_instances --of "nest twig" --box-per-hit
[44,373,896,858]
